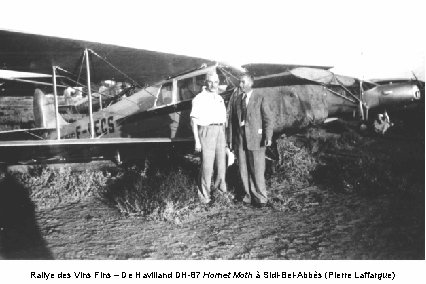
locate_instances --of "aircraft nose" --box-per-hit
[413,86,421,99]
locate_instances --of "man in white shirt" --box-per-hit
[190,72,228,204]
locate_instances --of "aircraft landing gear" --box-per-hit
[114,150,122,165]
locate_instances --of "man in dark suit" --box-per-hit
[227,74,274,207]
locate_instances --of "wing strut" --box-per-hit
[85,49,95,138]
[52,66,61,140]
[359,80,365,120]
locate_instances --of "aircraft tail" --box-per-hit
[33,89,68,128]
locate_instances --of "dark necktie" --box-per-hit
[241,92,247,123]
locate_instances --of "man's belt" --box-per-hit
[209,123,224,126]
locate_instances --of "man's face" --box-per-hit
[239,76,253,93]
[206,76,219,92]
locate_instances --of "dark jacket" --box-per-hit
[227,88,274,150]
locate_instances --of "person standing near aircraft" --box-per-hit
[227,74,274,208]
[190,71,229,204]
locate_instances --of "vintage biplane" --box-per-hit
[0,30,422,165]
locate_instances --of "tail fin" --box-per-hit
[33,89,68,128]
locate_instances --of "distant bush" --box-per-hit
[268,134,318,190]
[103,164,202,223]
[264,134,321,211]
[12,166,110,209]
[11,159,236,223]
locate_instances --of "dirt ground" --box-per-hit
[29,191,424,260]
[0,186,423,260]
[0,119,424,260]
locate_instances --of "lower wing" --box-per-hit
[0,137,193,164]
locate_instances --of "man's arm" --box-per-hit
[191,118,201,152]
[261,95,274,147]
[190,96,202,152]
[226,90,236,150]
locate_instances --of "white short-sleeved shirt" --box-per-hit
[190,88,226,126]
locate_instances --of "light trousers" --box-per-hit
[198,125,227,203]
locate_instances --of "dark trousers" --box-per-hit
[236,129,268,204]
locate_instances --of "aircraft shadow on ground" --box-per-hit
[0,174,53,259]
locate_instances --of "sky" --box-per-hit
[1,0,425,80]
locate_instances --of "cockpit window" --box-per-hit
[156,82,173,106]
[178,77,199,101]
[195,74,206,90]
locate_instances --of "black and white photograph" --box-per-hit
[0,0,424,280]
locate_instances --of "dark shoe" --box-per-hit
[233,199,251,207]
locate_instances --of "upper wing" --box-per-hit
[253,67,357,88]
[0,69,67,96]
[0,70,52,79]
[242,63,333,77]
[0,30,212,86]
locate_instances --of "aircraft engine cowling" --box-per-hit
[363,82,421,109]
